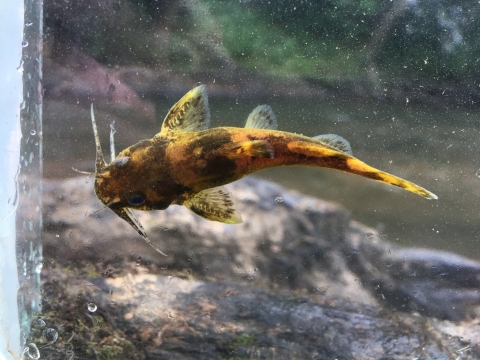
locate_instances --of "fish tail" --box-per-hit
[364,165,437,200]
[339,155,438,200]
[287,141,437,200]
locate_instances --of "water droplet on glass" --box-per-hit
[42,328,59,344]
[66,348,75,360]
[87,302,97,312]
[26,20,33,26]
[16,60,24,72]
[476,169,480,178]
[55,234,59,238]
[23,343,40,359]
[30,130,36,136]
[275,196,284,203]
[35,318,46,327]
[22,41,29,47]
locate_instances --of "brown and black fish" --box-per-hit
[90,85,437,255]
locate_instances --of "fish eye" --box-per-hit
[113,156,130,167]
[128,193,145,206]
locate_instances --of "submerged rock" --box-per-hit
[39,176,480,358]
[35,270,479,359]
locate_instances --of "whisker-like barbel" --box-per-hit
[91,103,106,173]
[72,167,94,175]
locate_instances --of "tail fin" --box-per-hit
[289,141,437,200]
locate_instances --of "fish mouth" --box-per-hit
[89,197,121,216]
[98,196,121,209]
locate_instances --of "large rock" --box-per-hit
[36,176,480,358]
[35,270,480,359]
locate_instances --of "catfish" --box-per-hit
[89,85,437,255]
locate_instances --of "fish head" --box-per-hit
[94,144,176,211]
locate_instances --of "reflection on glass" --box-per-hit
[17,0,44,354]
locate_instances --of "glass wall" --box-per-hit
[1,0,42,359]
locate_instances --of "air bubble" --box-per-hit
[43,328,58,344]
[22,41,29,47]
[87,302,97,312]
[30,130,36,136]
[23,343,40,359]
[275,196,284,203]
[476,169,480,178]
[35,318,46,327]
[26,21,33,26]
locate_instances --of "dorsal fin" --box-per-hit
[159,85,210,136]
[313,134,352,156]
[245,105,278,130]
[184,186,242,224]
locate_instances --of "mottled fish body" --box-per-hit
[90,85,437,255]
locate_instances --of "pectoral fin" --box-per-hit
[114,207,168,256]
[245,105,278,130]
[217,140,275,160]
[159,85,210,136]
[184,187,242,224]
[313,134,352,155]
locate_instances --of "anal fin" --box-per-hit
[217,140,274,160]
[184,186,242,224]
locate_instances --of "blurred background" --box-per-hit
[43,0,480,258]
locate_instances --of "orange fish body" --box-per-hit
[91,85,437,255]
[167,127,435,199]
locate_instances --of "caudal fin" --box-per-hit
[289,141,437,200]
[339,154,438,200]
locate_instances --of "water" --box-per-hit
[215,99,480,257]
[43,97,480,258]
